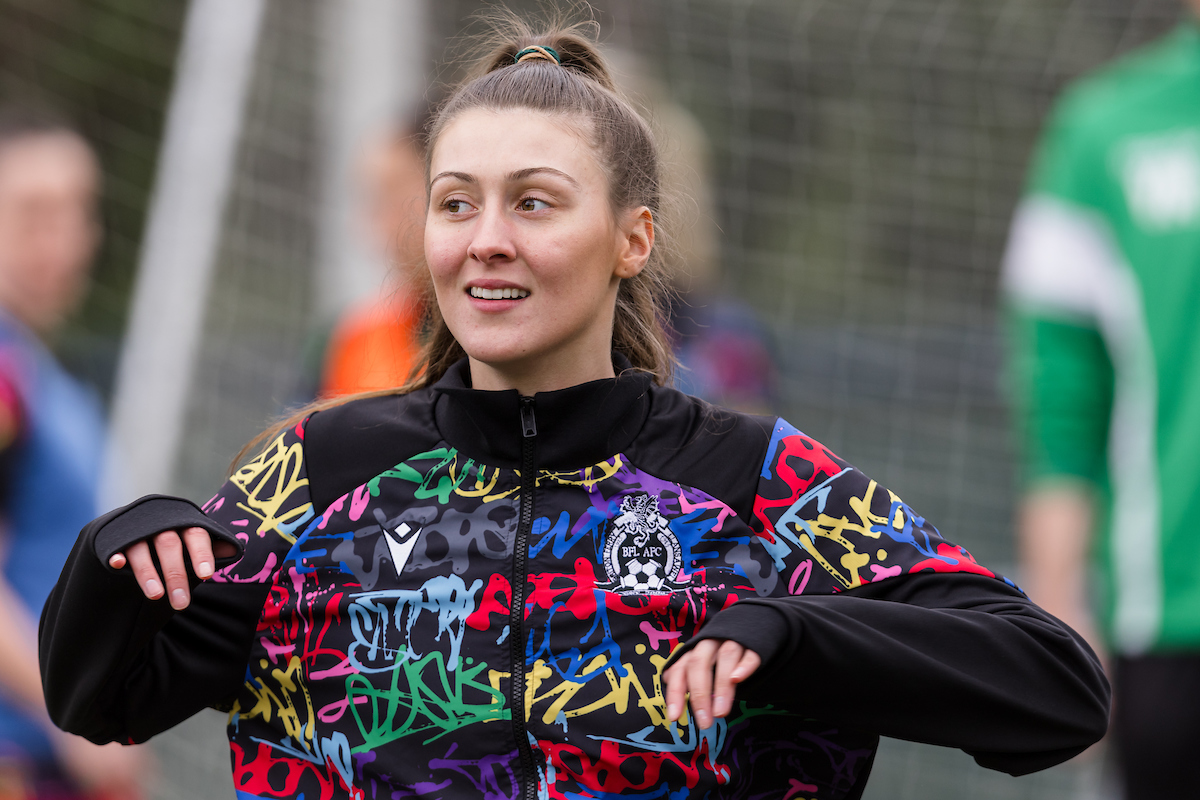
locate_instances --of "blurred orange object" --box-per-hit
[318,296,423,398]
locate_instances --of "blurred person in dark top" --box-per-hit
[0,109,143,799]
[1003,3,1200,798]
[610,51,778,413]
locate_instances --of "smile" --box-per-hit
[469,287,530,300]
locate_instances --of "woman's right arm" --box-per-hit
[38,425,315,745]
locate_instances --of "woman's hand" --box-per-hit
[53,733,149,797]
[662,639,762,728]
[107,527,237,610]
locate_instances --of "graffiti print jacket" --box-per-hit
[40,359,1109,800]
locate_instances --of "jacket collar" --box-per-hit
[431,356,653,470]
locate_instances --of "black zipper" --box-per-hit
[511,396,538,800]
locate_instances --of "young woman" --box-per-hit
[39,17,1109,800]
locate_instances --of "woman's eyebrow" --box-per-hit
[430,170,475,188]
[430,167,581,189]
[508,167,581,188]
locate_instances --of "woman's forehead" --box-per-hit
[430,108,602,183]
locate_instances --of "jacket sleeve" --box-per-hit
[38,423,315,744]
[681,419,1110,776]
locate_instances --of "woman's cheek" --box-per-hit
[423,238,461,283]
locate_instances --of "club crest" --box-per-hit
[603,493,683,595]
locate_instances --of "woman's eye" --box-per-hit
[518,197,550,212]
[444,199,472,214]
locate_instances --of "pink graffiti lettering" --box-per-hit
[260,638,295,665]
[638,620,683,651]
[677,495,737,533]
[869,564,902,581]
[784,778,818,800]
[316,694,369,724]
[349,484,372,521]
[788,560,812,595]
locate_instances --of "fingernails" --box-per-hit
[170,589,188,609]
[697,710,710,728]
[196,561,213,579]
[145,579,163,598]
[667,702,679,720]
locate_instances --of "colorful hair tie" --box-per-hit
[514,46,561,65]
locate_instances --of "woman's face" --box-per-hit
[426,108,652,394]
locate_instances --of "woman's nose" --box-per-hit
[466,206,516,264]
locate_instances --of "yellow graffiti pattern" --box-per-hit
[235,655,317,747]
[524,653,678,729]
[789,480,906,590]
[230,433,313,541]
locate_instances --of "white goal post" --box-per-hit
[102,0,267,505]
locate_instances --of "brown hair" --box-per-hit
[236,7,675,467]
[0,107,77,150]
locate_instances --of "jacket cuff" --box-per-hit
[674,600,792,668]
[91,494,244,570]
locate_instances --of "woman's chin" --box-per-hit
[464,352,535,387]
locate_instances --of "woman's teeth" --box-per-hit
[470,287,529,300]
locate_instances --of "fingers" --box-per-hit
[181,526,216,579]
[662,639,764,728]
[711,640,745,719]
[151,530,192,610]
[110,527,225,610]
[733,649,762,683]
[662,640,720,727]
[124,540,163,601]
[664,655,688,723]
[685,639,718,728]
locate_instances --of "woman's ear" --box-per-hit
[615,207,654,279]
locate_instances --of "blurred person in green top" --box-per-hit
[1002,4,1200,798]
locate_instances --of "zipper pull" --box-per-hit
[519,397,537,438]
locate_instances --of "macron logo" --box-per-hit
[384,522,422,575]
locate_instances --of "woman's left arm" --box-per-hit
[666,420,1109,776]
[39,425,314,745]
[665,571,1110,776]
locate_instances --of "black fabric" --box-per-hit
[677,572,1111,775]
[91,494,243,567]
[432,358,653,470]
[303,390,441,511]
[839,750,876,800]
[38,496,269,743]
[1113,653,1200,800]
[626,387,775,523]
[308,358,765,520]
[0,370,23,516]
[0,434,19,515]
